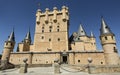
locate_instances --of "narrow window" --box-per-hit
[78,60,80,63]
[57,29,59,32]
[11,43,12,46]
[105,37,107,40]
[49,38,51,42]
[58,38,60,41]
[42,30,44,33]
[42,27,44,29]
[41,36,44,39]
[101,62,103,64]
[6,42,8,45]
[57,26,59,28]
[111,36,113,40]
[49,29,52,32]
[114,47,117,52]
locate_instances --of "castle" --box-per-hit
[1,6,120,66]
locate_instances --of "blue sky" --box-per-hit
[0,0,120,54]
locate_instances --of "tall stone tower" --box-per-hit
[100,17,119,65]
[34,6,69,52]
[1,29,15,61]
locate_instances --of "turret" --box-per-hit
[17,29,31,52]
[1,29,15,61]
[78,24,87,37]
[36,9,41,24]
[24,28,31,45]
[100,17,119,65]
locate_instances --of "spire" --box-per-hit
[8,28,15,42]
[25,28,31,41]
[100,17,113,35]
[90,31,94,37]
[78,24,87,36]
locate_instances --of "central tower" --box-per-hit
[34,6,69,52]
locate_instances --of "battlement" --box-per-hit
[36,6,69,24]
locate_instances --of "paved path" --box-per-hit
[0,67,120,75]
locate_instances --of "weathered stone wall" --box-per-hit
[69,52,105,65]
[9,52,61,65]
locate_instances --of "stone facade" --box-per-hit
[1,6,120,66]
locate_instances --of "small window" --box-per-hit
[11,43,12,46]
[101,62,103,64]
[78,60,80,63]
[111,36,114,40]
[41,36,44,39]
[57,26,59,28]
[57,29,59,32]
[105,37,107,40]
[114,47,117,52]
[49,38,51,42]
[6,42,8,45]
[49,29,52,32]
[42,30,44,33]
[78,38,79,40]
[49,26,52,29]
[58,38,60,41]
[42,27,44,29]
[105,26,108,29]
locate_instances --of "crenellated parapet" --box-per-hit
[36,6,69,24]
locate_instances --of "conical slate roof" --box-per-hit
[8,29,15,42]
[100,17,113,35]
[25,29,31,41]
[78,24,87,36]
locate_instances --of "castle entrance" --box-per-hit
[61,51,68,64]
[62,56,67,64]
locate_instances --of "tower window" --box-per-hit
[49,38,51,42]
[49,26,52,29]
[58,38,60,41]
[6,42,8,45]
[11,43,12,46]
[105,37,107,40]
[57,29,59,32]
[42,27,44,29]
[105,26,108,29]
[41,36,44,39]
[111,36,114,40]
[114,47,117,52]
[101,62,103,64]
[42,30,44,33]
[78,60,80,63]
[57,26,59,28]
[49,29,52,32]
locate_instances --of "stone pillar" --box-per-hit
[19,58,28,73]
[54,59,60,74]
